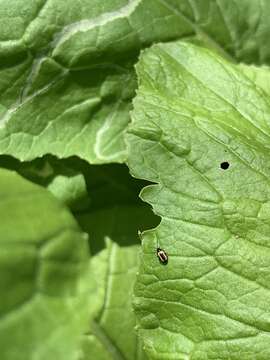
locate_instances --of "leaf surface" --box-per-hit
[126,41,270,359]
[1,0,270,162]
[0,168,90,360]
[80,240,148,360]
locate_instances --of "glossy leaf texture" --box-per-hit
[0,168,90,360]
[126,42,270,359]
[1,0,270,163]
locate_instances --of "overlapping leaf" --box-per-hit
[1,0,270,162]
[0,169,90,360]
[80,240,147,360]
[127,42,270,359]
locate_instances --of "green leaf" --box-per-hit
[1,0,270,163]
[126,42,270,359]
[80,240,147,360]
[0,168,90,360]
[238,64,270,97]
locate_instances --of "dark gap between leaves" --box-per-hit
[0,154,160,255]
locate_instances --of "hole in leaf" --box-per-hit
[220,161,230,170]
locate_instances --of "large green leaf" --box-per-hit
[0,168,90,360]
[126,42,270,359]
[1,0,270,163]
[80,240,148,360]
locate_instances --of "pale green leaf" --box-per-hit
[239,64,270,97]
[0,168,90,360]
[80,240,148,360]
[126,42,270,359]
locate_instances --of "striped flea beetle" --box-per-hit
[157,247,168,265]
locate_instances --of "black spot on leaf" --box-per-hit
[220,162,230,170]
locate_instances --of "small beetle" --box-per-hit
[157,248,168,265]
